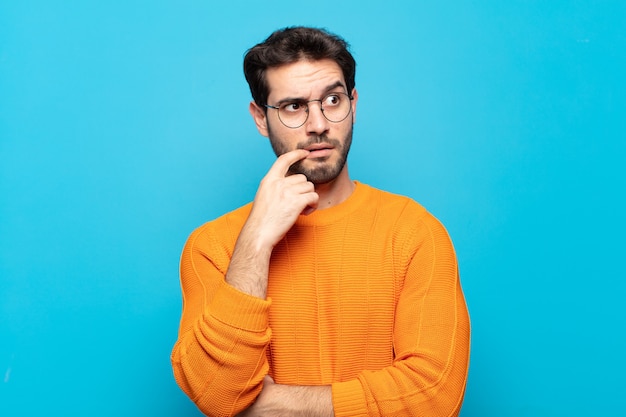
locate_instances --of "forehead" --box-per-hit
[265,59,346,101]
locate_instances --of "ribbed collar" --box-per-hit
[294,181,372,227]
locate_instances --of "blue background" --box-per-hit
[1,1,624,416]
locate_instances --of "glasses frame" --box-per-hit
[264,92,354,129]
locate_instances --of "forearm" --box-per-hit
[330,212,469,416]
[172,281,272,416]
[173,230,273,416]
[180,150,313,304]
[226,149,317,299]
[225,222,273,299]
[173,149,319,414]
[239,377,334,417]
[331,337,469,417]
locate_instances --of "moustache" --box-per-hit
[296,135,342,149]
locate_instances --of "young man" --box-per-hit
[171,27,470,417]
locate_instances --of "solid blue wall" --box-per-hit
[1,1,624,416]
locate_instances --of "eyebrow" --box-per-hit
[274,81,347,105]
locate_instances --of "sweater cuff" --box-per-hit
[209,280,272,332]
[332,378,368,417]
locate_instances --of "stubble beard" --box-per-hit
[268,124,353,185]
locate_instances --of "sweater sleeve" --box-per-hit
[170,222,272,417]
[331,211,471,417]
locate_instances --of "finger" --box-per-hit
[268,149,310,178]
[301,205,317,216]
[300,192,319,215]
[283,179,315,200]
[283,173,309,184]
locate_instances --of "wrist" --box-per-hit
[239,218,281,253]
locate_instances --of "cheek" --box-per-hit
[269,122,301,144]
[267,127,297,156]
[267,119,291,140]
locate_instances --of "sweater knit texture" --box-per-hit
[171,181,470,417]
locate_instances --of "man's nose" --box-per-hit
[305,101,330,135]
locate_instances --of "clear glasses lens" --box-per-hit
[277,92,352,128]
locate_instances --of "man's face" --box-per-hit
[251,59,358,184]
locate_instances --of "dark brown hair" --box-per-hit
[243,26,356,107]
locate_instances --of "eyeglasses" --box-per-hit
[265,92,353,129]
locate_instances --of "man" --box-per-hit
[171,26,470,417]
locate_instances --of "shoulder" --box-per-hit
[185,203,253,253]
[361,183,428,219]
[360,182,451,243]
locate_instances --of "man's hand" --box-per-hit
[237,376,334,417]
[225,149,319,298]
[246,149,319,249]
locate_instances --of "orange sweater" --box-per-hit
[171,182,470,417]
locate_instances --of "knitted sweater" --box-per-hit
[171,181,470,417]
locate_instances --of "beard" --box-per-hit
[267,124,353,185]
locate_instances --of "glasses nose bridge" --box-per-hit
[304,99,329,127]
[305,98,325,114]
[303,98,330,130]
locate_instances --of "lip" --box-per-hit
[304,143,334,158]
[304,143,334,151]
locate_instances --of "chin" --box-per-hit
[300,163,345,185]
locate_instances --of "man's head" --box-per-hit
[243,26,356,109]
[244,27,358,185]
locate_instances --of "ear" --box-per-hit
[350,88,358,124]
[249,101,269,137]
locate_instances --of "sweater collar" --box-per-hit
[295,181,371,227]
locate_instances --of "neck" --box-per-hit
[314,168,355,209]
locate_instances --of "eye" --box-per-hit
[323,94,341,107]
[281,102,305,113]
